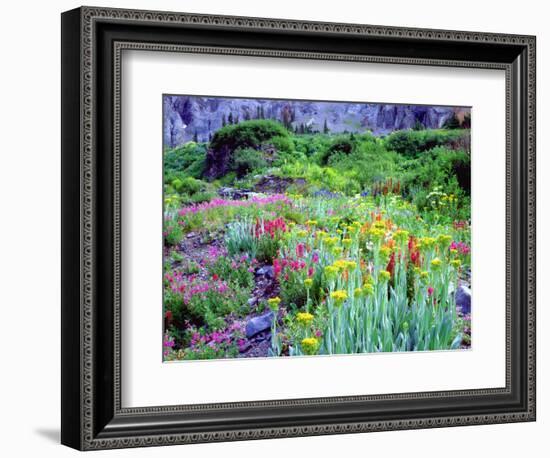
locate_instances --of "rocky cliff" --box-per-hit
[163,95,468,148]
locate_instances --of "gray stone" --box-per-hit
[256,265,275,279]
[245,311,274,338]
[455,285,471,315]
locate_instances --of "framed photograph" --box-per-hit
[61,6,536,450]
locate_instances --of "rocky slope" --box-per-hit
[164,95,468,148]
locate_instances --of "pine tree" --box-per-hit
[323,119,329,134]
[222,114,226,127]
[193,130,198,142]
[228,112,233,124]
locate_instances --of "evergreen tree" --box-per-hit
[193,130,198,142]
[222,114,226,127]
[323,119,329,134]
[228,112,233,124]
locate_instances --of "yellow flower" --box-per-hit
[324,265,339,278]
[342,238,353,248]
[333,259,348,271]
[336,229,343,235]
[324,236,338,247]
[296,312,314,326]
[450,259,462,269]
[437,234,453,248]
[378,270,391,282]
[354,287,363,298]
[316,230,327,239]
[393,229,409,244]
[345,260,357,271]
[301,337,320,355]
[369,227,385,241]
[431,258,442,269]
[330,290,348,306]
[362,283,374,296]
[347,225,357,234]
[420,270,429,280]
[267,297,281,311]
[419,237,436,251]
[380,245,392,259]
[304,278,313,289]
[331,246,343,256]
[450,248,458,255]
[373,221,386,230]
[305,220,318,227]
[297,230,308,238]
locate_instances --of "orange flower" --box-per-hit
[360,222,371,234]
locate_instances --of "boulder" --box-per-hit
[455,285,471,315]
[247,297,257,307]
[245,311,274,338]
[256,265,275,279]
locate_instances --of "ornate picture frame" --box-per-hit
[61,6,536,450]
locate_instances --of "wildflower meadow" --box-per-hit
[162,96,472,361]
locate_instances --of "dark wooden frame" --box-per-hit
[61,6,536,450]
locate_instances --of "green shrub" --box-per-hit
[188,190,217,204]
[401,147,470,196]
[270,135,294,154]
[164,221,183,246]
[187,287,249,329]
[208,256,254,289]
[318,134,357,165]
[256,234,281,264]
[231,148,267,177]
[172,176,202,194]
[210,119,290,153]
[384,129,469,158]
[164,142,207,178]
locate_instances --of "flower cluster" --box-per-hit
[255,217,287,238]
[178,194,290,218]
